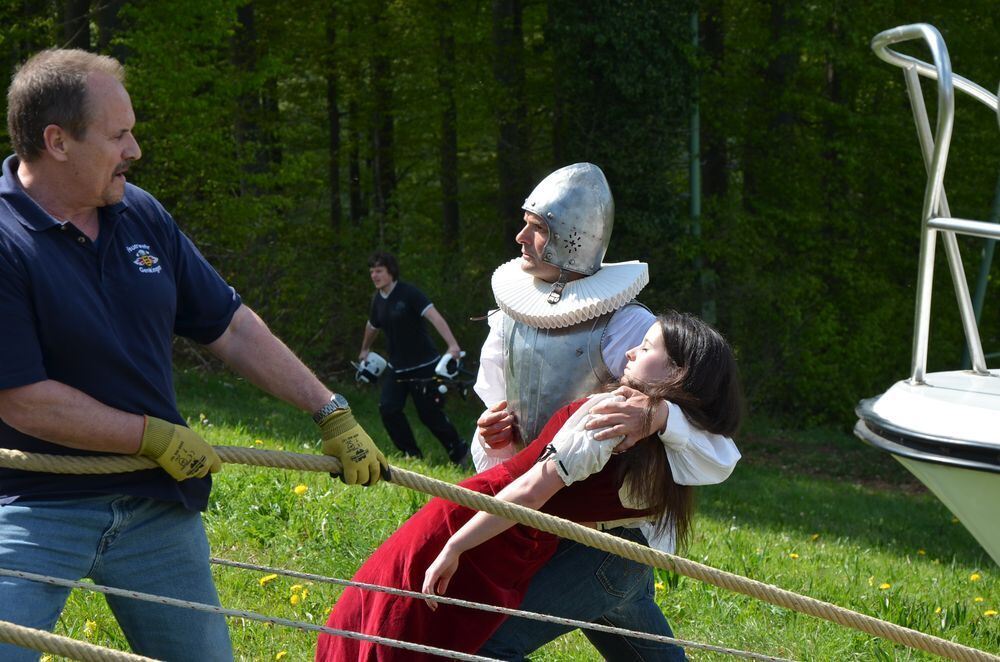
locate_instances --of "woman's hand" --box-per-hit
[422,545,461,610]
[585,385,668,449]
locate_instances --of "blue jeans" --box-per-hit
[479,527,686,661]
[0,495,233,661]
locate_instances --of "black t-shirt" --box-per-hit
[369,281,440,372]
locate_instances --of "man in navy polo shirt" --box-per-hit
[0,49,387,660]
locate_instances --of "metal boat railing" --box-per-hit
[871,24,1000,383]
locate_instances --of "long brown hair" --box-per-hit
[614,311,744,550]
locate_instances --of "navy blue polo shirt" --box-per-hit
[0,155,241,511]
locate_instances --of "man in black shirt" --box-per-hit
[359,252,469,465]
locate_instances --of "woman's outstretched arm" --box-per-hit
[421,459,563,609]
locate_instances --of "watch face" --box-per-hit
[331,393,349,409]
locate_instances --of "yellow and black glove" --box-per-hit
[319,409,387,486]
[139,416,222,481]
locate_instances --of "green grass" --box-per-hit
[53,368,999,661]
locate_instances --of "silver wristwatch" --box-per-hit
[312,393,350,424]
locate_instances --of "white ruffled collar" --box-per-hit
[491,258,648,329]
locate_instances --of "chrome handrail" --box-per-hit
[871,24,997,381]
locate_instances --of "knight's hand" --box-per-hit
[586,385,668,445]
[477,401,516,449]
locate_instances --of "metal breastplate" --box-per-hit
[503,311,615,447]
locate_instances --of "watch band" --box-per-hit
[313,393,349,424]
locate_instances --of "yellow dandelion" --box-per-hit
[934,607,942,614]
[291,584,304,593]
[917,549,926,556]
[302,588,309,600]
[789,553,799,559]
[83,620,98,638]
[975,597,985,603]
[290,593,301,606]
[255,439,264,445]
[879,583,891,590]
[276,652,288,660]
[259,573,278,587]
[293,484,308,496]
[985,610,998,617]
[970,572,982,582]
[810,533,820,542]
[654,581,665,591]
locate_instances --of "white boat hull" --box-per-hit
[855,369,1000,566]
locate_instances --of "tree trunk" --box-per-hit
[370,0,395,246]
[348,99,365,225]
[700,0,727,200]
[61,0,90,50]
[96,0,126,60]
[492,0,530,247]
[438,0,460,268]
[325,8,342,235]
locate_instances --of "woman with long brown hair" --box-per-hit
[316,311,743,661]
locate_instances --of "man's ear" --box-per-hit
[42,124,70,162]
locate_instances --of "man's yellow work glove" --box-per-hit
[139,416,222,481]
[319,409,387,486]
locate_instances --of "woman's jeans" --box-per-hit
[479,527,686,661]
[0,495,233,661]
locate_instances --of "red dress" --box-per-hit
[315,399,648,661]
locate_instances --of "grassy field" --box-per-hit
[53,368,999,661]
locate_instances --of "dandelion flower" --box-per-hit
[934,607,942,614]
[291,584,304,593]
[879,583,891,590]
[970,573,982,582]
[985,610,998,617]
[276,652,288,660]
[255,439,263,445]
[810,533,820,542]
[654,581,665,591]
[975,597,985,603]
[259,573,278,587]
[83,620,98,638]
[301,589,309,600]
[917,549,926,556]
[293,484,308,496]
[789,553,799,559]
[290,594,301,606]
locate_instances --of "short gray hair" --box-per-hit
[7,49,125,162]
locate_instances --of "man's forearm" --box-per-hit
[208,304,330,414]
[424,307,460,353]
[0,380,144,453]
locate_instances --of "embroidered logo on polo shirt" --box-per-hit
[126,243,162,274]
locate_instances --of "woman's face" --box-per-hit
[623,323,672,384]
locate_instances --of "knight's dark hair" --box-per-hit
[615,310,745,550]
[367,251,399,280]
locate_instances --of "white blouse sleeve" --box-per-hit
[658,402,741,485]
[470,312,516,472]
[547,393,624,485]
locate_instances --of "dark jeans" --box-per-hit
[479,527,686,661]
[379,363,468,463]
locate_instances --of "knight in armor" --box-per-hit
[471,163,741,660]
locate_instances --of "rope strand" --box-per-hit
[1,446,996,662]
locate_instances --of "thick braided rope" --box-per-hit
[0,618,157,662]
[1,447,996,662]
[0,567,499,662]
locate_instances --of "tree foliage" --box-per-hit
[1,0,997,424]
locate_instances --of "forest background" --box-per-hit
[4,0,998,425]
